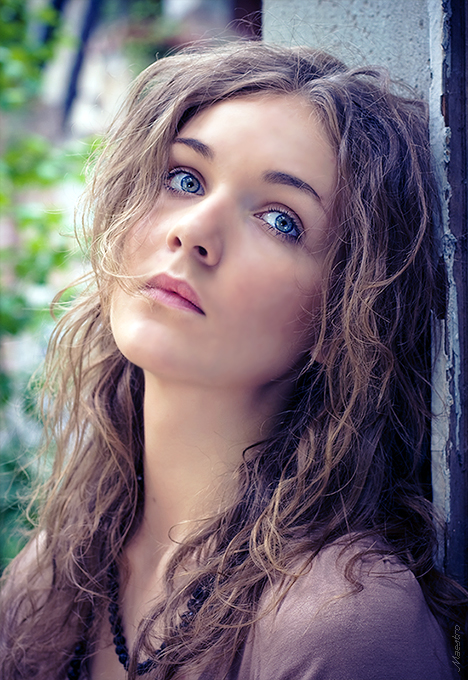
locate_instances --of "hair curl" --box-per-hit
[1,41,466,680]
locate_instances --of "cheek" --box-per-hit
[227,258,323,357]
[240,254,323,320]
[122,213,165,267]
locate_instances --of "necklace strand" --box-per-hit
[67,563,212,679]
[108,560,160,675]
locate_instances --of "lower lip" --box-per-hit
[144,287,204,314]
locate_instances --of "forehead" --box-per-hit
[177,93,337,204]
[181,92,324,143]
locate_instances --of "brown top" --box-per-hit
[218,538,457,680]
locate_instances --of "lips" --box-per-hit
[144,273,205,315]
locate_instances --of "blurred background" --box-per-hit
[0,0,261,571]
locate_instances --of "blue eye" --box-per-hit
[257,209,302,241]
[165,170,204,195]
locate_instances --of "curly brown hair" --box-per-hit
[1,40,466,680]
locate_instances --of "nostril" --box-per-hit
[197,246,208,257]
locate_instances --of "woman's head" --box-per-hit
[87,41,438,373]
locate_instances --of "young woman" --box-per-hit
[1,41,465,680]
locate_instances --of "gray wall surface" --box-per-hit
[264,0,431,96]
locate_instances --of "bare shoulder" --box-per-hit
[232,537,456,680]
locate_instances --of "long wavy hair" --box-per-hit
[1,41,466,679]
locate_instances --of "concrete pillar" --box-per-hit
[264,0,431,96]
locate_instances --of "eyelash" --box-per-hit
[164,168,303,242]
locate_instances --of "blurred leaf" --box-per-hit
[0,0,58,111]
[0,0,97,568]
[0,0,107,571]
[0,429,38,570]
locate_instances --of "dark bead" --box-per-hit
[137,659,156,675]
[105,560,213,676]
[67,660,81,679]
[192,584,205,599]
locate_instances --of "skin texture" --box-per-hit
[91,95,337,680]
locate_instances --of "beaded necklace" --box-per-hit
[67,562,212,679]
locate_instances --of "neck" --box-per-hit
[119,373,292,656]
[130,374,289,559]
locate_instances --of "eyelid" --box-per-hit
[264,204,302,225]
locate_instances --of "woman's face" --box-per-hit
[110,94,337,394]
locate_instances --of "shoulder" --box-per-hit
[230,537,456,680]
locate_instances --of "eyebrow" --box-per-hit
[173,137,214,160]
[263,171,321,202]
[173,137,322,202]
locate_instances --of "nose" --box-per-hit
[165,197,226,266]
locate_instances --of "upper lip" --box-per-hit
[145,273,205,314]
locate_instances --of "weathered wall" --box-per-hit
[264,0,431,95]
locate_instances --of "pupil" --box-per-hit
[275,214,292,232]
[181,175,197,192]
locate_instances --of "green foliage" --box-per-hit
[0,427,40,568]
[0,129,92,569]
[0,0,92,571]
[0,0,59,109]
[0,133,86,395]
[116,0,177,73]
